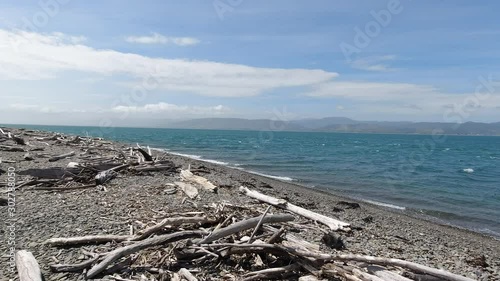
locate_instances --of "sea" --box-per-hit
[5,125,500,238]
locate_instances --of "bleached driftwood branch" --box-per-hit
[175,181,199,199]
[178,268,199,281]
[133,216,211,241]
[198,213,295,244]
[45,235,131,246]
[181,169,217,192]
[15,250,43,281]
[239,186,350,231]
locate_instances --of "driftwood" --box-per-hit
[45,235,131,246]
[133,146,153,162]
[175,181,199,199]
[50,256,99,273]
[0,145,25,152]
[95,169,117,185]
[329,255,476,281]
[243,263,300,281]
[48,151,75,162]
[370,269,413,281]
[178,268,199,281]
[87,230,205,278]
[12,135,26,145]
[34,135,59,141]
[403,272,444,281]
[198,214,295,244]
[31,183,97,192]
[240,186,350,231]
[15,250,43,281]
[133,216,211,241]
[181,169,217,192]
[0,128,26,145]
[95,163,129,184]
[352,268,385,281]
[248,205,272,243]
[132,164,177,173]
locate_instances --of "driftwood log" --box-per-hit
[175,181,199,199]
[180,169,217,192]
[240,186,350,231]
[198,213,295,244]
[0,145,25,152]
[48,151,75,162]
[133,146,153,162]
[15,250,43,281]
[45,235,131,246]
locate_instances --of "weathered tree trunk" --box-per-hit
[240,186,350,231]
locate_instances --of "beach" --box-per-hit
[0,127,498,280]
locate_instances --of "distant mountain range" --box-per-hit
[164,117,500,136]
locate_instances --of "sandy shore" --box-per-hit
[0,127,499,280]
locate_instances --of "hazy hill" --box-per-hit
[165,118,500,136]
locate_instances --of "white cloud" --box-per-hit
[350,55,398,72]
[125,32,200,46]
[306,81,437,101]
[112,102,230,115]
[9,103,87,113]
[305,80,500,118]
[0,29,337,97]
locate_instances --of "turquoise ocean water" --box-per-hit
[6,125,500,238]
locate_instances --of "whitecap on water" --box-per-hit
[463,168,474,173]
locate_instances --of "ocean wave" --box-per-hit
[168,151,231,166]
[463,168,474,173]
[248,171,294,181]
[201,159,229,165]
[150,147,168,152]
[474,228,500,239]
[361,199,406,210]
[168,152,202,160]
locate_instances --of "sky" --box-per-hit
[1,0,500,126]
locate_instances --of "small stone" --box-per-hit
[322,232,345,250]
[362,216,374,223]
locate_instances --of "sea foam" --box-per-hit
[248,171,294,182]
[362,199,406,210]
[463,168,474,173]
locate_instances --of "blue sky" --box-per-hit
[1,0,499,126]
